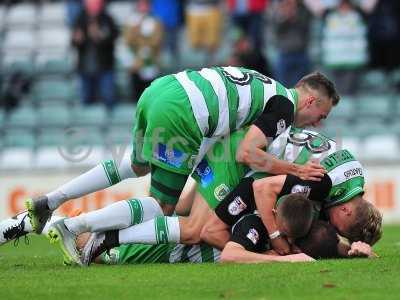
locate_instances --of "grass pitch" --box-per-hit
[0,226,399,300]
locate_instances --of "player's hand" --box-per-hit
[271,236,291,255]
[296,160,326,181]
[348,241,375,258]
[284,253,315,262]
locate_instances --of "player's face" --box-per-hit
[295,97,332,128]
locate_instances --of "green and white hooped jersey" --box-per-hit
[321,149,365,207]
[249,126,337,180]
[174,66,297,138]
[267,126,337,164]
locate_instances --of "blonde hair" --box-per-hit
[345,199,383,245]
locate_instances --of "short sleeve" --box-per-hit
[278,174,333,203]
[253,95,295,139]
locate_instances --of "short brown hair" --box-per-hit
[277,193,313,238]
[296,220,340,259]
[344,199,383,245]
[296,71,340,106]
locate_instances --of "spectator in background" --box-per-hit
[71,0,118,109]
[321,0,368,95]
[227,30,271,76]
[151,0,183,68]
[124,0,163,102]
[227,0,269,51]
[270,0,312,87]
[185,0,223,65]
[366,0,400,74]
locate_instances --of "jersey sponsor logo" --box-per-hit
[344,168,363,179]
[195,159,214,187]
[291,185,311,198]
[154,143,188,168]
[276,119,286,136]
[246,228,260,245]
[228,196,247,216]
[214,184,230,201]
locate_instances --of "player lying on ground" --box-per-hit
[0,205,375,264]
[42,126,337,263]
[77,219,345,266]
[26,69,339,234]
[78,193,315,265]
[50,193,313,265]
[201,149,383,256]
[0,200,320,263]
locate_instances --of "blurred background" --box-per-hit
[0,0,399,222]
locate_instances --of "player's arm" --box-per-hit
[252,175,291,255]
[220,241,315,263]
[237,126,325,181]
[253,173,333,255]
[236,96,325,181]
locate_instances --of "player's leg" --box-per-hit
[25,152,141,234]
[175,177,197,216]
[47,196,163,265]
[26,78,162,234]
[110,191,210,246]
[149,165,189,215]
[79,191,213,265]
[178,192,212,244]
[63,196,163,235]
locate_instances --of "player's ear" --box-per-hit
[307,96,316,107]
[272,208,277,215]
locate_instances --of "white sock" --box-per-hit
[46,155,137,211]
[118,216,180,245]
[64,197,163,235]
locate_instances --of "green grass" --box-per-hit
[0,226,399,300]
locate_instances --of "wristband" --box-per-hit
[269,230,281,240]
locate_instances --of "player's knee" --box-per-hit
[131,163,150,177]
[158,203,175,216]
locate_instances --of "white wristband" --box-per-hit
[269,230,281,240]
